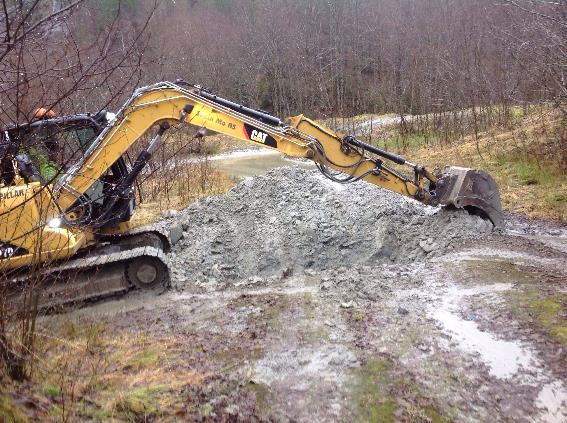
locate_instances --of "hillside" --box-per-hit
[358,108,567,222]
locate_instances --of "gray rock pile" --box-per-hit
[166,167,493,287]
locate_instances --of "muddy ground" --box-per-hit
[38,169,567,422]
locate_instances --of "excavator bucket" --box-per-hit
[433,166,503,228]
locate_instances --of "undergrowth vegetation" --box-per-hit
[1,319,207,422]
[127,129,240,226]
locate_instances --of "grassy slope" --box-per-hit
[130,134,240,227]
[372,110,567,222]
[1,321,208,422]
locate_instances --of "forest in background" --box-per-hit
[1,0,566,221]
[1,0,566,121]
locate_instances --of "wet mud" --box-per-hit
[66,168,567,421]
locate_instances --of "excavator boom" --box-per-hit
[54,81,502,226]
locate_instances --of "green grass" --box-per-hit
[123,347,161,370]
[386,108,567,221]
[424,405,451,423]
[246,381,271,415]
[0,393,29,423]
[352,358,398,423]
[510,106,525,119]
[528,296,567,346]
[114,385,165,419]
[43,384,60,398]
[509,291,567,347]
[490,152,567,219]
[351,357,451,422]
[494,155,554,186]
[373,133,433,155]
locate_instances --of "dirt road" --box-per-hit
[66,169,567,422]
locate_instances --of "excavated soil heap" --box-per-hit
[167,167,493,286]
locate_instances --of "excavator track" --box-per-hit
[5,225,181,312]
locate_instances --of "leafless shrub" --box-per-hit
[0,0,155,381]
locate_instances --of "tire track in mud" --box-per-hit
[68,237,567,422]
[242,276,359,422]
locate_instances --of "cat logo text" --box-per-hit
[250,129,268,144]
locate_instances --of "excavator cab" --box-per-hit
[3,114,103,183]
[1,112,137,231]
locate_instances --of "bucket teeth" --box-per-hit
[433,166,503,228]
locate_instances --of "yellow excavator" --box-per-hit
[0,81,502,307]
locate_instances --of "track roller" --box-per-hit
[125,256,169,289]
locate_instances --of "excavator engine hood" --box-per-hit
[433,166,503,228]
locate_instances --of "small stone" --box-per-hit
[416,343,430,352]
[298,357,310,365]
[304,268,317,276]
[211,264,222,278]
[320,282,331,291]
[419,238,437,253]
[282,268,293,278]
[465,313,478,321]
[250,276,263,284]
[341,301,356,309]
[162,209,178,218]
[224,404,239,415]
[329,357,342,366]
[397,306,409,315]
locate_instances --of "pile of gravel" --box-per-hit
[166,167,493,287]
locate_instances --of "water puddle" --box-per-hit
[208,149,315,179]
[432,275,567,420]
[205,148,276,161]
[432,283,537,379]
[439,248,560,268]
[444,259,538,286]
[536,381,567,423]
[179,148,276,164]
[171,148,315,179]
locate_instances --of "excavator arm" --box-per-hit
[54,81,503,227]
